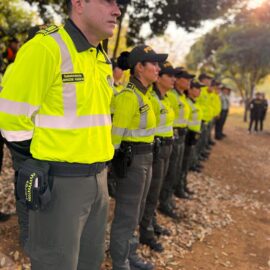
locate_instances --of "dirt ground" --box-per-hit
[0,108,269,270]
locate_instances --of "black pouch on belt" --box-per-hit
[112,145,133,178]
[17,159,51,211]
[186,131,201,146]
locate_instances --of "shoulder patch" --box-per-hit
[37,25,59,36]
[125,82,135,91]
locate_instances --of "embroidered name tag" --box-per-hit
[62,73,84,83]
[140,104,150,114]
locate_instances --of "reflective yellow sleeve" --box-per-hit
[112,90,137,148]
[0,38,58,140]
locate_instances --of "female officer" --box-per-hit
[110,45,167,270]
[139,61,175,252]
[180,80,204,195]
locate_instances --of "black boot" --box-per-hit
[140,236,164,252]
[129,253,154,270]
[174,189,190,199]
[152,215,171,236]
[158,204,179,220]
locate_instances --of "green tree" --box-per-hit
[0,0,35,40]
[186,1,270,120]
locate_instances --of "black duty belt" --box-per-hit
[48,161,106,177]
[174,127,187,137]
[155,137,174,146]
[122,141,154,155]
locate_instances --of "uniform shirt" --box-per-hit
[167,89,190,128]
[147,84,174,138]
[187,97,203,133]
[0,20,114,164]
[196,86,213,122]
[221,93,230,110]
[249,98,265,118]
[212,92,222,117]
[112,76,156,149]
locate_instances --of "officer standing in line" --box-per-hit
[169,69,195,199]
[0,0,124,269]
[248,92,264,133]
[179,80,204,196]
[139,61,175,252]
[215,85,230,139]
[211,81,222,140]
[110,45,167,270]
[158,69,194,217]
[260,92,268,132]
[196,74,214,160]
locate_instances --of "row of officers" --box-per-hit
[0,10,231,270]
[108,46,230,270]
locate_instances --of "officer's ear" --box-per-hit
[71,0,84,14]
[135,62,145,74]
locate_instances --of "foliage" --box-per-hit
[0,0,35,40]
[185,1,270,101]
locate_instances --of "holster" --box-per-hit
[185,131,201,146]
[17,159,52,211]
[153,137,161,162]
[112,145,133,178]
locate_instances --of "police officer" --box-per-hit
[215,85,230,139]
[260,92,268,131]
[248,92,265,133]
[139,61,175,252]
[180,80,203,196]
[110,45,167,270]
[158,69,194,217]
[0,0,123,269]
[196,74,214,160]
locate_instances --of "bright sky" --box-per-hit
[20,0,267,66]
[145,19,224,66]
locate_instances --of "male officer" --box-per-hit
[0,1,124,269]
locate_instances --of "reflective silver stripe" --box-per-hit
[155,126,172,134]
[114,144,120,150]
[172,90,185,124]
[112,126,155,137]
[188,99,200,128]
[123,128,155,137]
[36,114,111,129]
[188,120,201,126]
[112,126,125,136]
[154,93,167,126]
[0,86,2,92]
[34,33,111,129]
[51,33,76,117]
[1,130,33,142]
[113,86,119,96]
[133,90,147,129]
[0,98,39,117]
[174,119,187,125]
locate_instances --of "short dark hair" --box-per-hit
[66,0,72,13]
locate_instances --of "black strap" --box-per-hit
[48,161,106,177]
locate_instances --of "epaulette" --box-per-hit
[125,82,135,91]
[37,25,59,36]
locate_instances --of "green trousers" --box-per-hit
[25,168,109,270]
